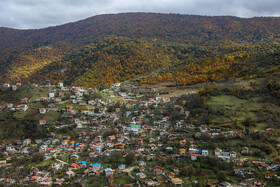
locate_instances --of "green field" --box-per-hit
[97,90,124,103]
[0,87,50,103]
[206,95,267,130]
[13,102,60,121]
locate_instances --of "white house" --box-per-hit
[49,92,55,99]
[191,154,198,161]
[16,104,28,111]
[12,85,17,91]
[39,120,47,125]
[202,150,209,157]
[39,108,46,114]
[58,82,64,87]
[3,83,10,88]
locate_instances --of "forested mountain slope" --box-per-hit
[1,13,280,87]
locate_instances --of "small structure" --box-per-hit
[39,120,47,125]
[39,108,46,114]
[105,168,113,176]
[12,85,17,91]
[3,83,10,88]
[202,150,209,157]
[171,178,183,186]
[46,80,51,86]
[241,147,249,154]
[191,154,198,161]
[58,82,64,87]
[49,92,55,99]
[17,104,28,111]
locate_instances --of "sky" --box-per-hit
[0,0,279,29]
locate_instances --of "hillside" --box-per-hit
[24,36,180,88]
[140,43,280,85]
[1,13,280,52]
[1,13,280,87]
[1,36,280,89]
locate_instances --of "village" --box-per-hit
[0,81,279,187]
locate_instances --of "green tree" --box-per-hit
[217,171,227,182]
[180,165,195,177]
[125,152,136,166]
[31,152,44,163]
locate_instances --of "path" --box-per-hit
[123,166,135,179]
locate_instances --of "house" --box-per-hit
[236,159,244,166]
[65,170,75,177]
[229,151,237,158]
[39,108,46,114]
[105,168,113,176]
[54,98,62,103]
[191,154,199,161]
[115,143,125,149]
[21,97,29,103]
[189,138,195,144]
[16,104,28,111]
[241,147,249,154]
[108,175,114,184]
[23,139,31,145]
[215,148,222,156]
[145,179,157,186]
[5,179,16,184]
[243,178,258,186]
[58,82,64,87]
[3,83,10,88]
[139,165,145,172]
[165,172,175,179]
[155,170,163,174]
[7,103,13,108]
[107,135,116,141]
[219,182,232,187]
[49,92,55,99]
[12,85,17,91]
[118,164,126,170]
[30,176,41,182]
[171,178,183,186]
[92,163,101,170]
[179,140,186,145]
[204,181,214,187]
[68,163,80,170]
[149,144,156,151]
[179,149,186,155]
[39,120,47,125]
[136,172,146,179]
[58,92,65,97]
[0,160,7,167]
[202,150,209,157]
[265,173,275,179]
[79,160,87,167]
[170,165,180,173]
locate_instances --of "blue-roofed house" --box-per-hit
[118,164,126,170]
[79,160,87,168]
[95,148,102,153]
[202,150,209,157]
[105,168,113,176]
[45,140,51,145]
[92,163,102,170]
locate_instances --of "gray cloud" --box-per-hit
[0,0,279,29]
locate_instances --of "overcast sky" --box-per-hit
[0,0,279,29]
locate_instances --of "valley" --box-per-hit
[0,12,280,186]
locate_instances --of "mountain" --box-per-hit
[1,13,280,87]
[1,13,280,51]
